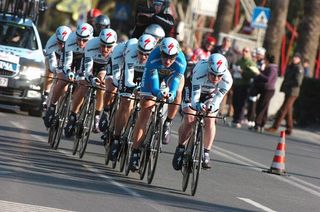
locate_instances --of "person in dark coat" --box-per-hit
[131,0,175,38]
[265,52,304,135]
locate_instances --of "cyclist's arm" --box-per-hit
[84,56,94,80]
[46,52,58,73]
[150,69,160,96]
[63,50,73,73]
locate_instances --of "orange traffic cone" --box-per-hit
[267,130,287,175]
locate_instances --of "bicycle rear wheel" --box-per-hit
[118,139,127,172]
[191,124,203,196]
[182,134,194,192]
[147,121,161,184]
[78,100,95,159]
[48,117,59,147]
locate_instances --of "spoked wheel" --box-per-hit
[48,117,59,148]
[147,122,161,184]
[72,122,82,155]
[124,142,132,176]
[104,130,111,166]
[182,136,193,192]
[53,100,70,150]
[139,144,149,180]
[78,103,95,159]
[190,126,203,196]
[119,140,128,173]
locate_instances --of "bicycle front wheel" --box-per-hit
[182,133,194,192]
[191,124,203,196]
[147,121,161,184]
[78,100,95,159]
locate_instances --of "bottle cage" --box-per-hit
[0,0,47,24]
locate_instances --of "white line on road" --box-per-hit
[237,197,277,212]
[10,121,170,212]
[171,132,320,198]
[0,200,75,212]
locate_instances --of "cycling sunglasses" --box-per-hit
[100,43,114,49]
[77,37,89,42]
[161,51,177,60]
[209,72,223,78]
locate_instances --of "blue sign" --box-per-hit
[114,2,131,21]
[251,7,271,29]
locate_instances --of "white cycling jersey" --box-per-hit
[83,37,116,78]
[44,34,64,73]
[112,38,141,88]
[64,32,93,74]
[191,59,233,112]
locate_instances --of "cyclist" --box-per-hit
[64,28,117,137]
[87,8,102,26]
[42,26,72,124]
[43,23,93,128]
[172,53,233,170]
[143,24,165,43]
[132,0,174,38]
[108,34,157,161]
[98,25,164,133]
[190,36,216,63]
[93,15,111,36]
[128,37,187,171]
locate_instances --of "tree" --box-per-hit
[213,0,235,40]
[295,0,320,76]
[263,0,290,66]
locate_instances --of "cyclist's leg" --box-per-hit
[172,106,196,170]
[99,76,117,132]
[64,80,88,137]
[43,72,68,128]
[110,96,134,160]
[92,71,106,133]
[42,67,54,109]
[162,75,185,144]
[202,112,218,169]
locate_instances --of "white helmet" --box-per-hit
[99,28,117,45]
[56,26,72,42]
[207,53,228,75]
[76,23,93,39]
[144,24,165,41]
[138,34,157,54]
[160,37,180,56]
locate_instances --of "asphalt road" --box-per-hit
[0,107,319,212]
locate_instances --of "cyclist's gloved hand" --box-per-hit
[67,72,75,81]
[156,90,166,100]
[167,92,175,103]
[91,77,99,87]
[133,85,141,94]
[196,102,206,112]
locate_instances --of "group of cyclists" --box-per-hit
[41,0,233,175]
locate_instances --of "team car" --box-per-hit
[0,0,46,116]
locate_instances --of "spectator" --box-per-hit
[265,52,304,135]
[231,47,259,128]
[247,47,266,128]
[303,58,310,77]
[190,35,216,63]
[131,0,174,38]
[251,53,278,132]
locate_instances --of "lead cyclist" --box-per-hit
[128,37,187,172]
[172,53,233,170]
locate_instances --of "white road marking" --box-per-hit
[10,121,170,212]
[237,197,277,212]
[171,132,320,198]
[0,200,75,212]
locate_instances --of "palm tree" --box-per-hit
[213,0,235,40]
[263,0,290,65]
[295,0,320,76]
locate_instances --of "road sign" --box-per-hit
[251,7,271,29]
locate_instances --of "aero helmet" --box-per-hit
[76,23,93,39]
[159,37,180,56]
[138,34,157,54]
[144,24,165,41]
[56,26,72,42]
[99,28,117,45]
[207,53,228,75]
